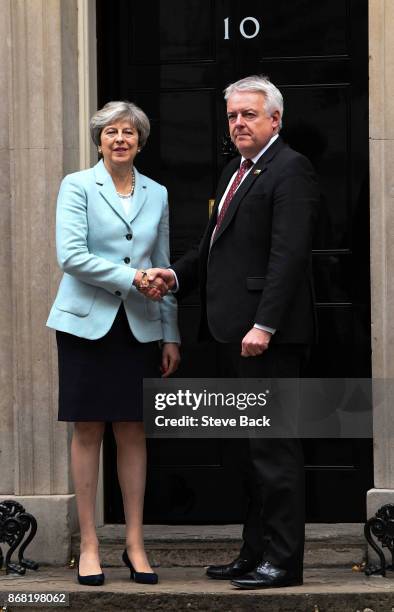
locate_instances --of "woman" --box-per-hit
[47,101,180,586]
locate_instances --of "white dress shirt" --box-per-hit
[217,134,279,216]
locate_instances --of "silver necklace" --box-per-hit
[116,169,135,198]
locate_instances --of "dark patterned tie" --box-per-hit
[213,158,254,236]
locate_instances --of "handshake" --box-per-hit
[133,268,176,301]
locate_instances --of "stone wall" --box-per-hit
[368,0,394,507]
[0,0,80,564]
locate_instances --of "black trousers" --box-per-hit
[216,341,308,577]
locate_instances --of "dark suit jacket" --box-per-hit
[172,137,319,344]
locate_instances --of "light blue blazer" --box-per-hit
[47,160,180,343]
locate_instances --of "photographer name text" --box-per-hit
[154,415,271,428]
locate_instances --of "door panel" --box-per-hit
[97,0,372,523]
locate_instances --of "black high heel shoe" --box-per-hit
[122,549,158,584]
[77,560,105,587]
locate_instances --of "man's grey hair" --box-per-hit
[224,75,284,128]
[90,101,151,148]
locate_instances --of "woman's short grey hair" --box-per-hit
[224,75,284,128]
[90,101,151,148]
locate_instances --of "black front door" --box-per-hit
[98,0,372,523]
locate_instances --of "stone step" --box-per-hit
[71,524,366,569]
[0,566,391,612]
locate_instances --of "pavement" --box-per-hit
[1,566,394,612]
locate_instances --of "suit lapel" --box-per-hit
[214,158,240,211]
[94,160,130,226]
[129,167,147,223]
[94,160,147,226]
[211,137,285,246]
[201,158,239,249]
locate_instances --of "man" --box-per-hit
[142,75,319,589]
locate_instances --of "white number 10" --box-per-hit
[224,17,261,40]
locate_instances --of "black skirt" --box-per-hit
[56,305,160,422]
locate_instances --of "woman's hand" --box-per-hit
[133,269,167,301]
[161,343,180,377]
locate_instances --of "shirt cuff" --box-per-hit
[168,268,179,292]
[254,323,276,335]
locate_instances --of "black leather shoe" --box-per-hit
[206,557,256,580]
[77,562,105,587]
[231,560,302,589]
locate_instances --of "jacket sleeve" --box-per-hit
[151,188,181,344]
[170,160,237,299]
[56,175,137,299]
[254,154,319,329]
[171,245,200,300]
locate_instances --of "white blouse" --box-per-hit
[118,193,132,217]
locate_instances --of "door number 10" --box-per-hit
[224,16,261,40]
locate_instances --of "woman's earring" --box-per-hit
[98,146,102,154]
[137,148,141,153]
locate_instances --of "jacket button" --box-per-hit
[126,233,132,240]
[115,290,121,296]
[124,257,130,264]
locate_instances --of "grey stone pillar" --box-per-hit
[367,0,394,550]
[0,0,81,564]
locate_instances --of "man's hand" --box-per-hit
[147,268,176,291]
[241,328,272,357]
[161,342,181,377]
[133,269,168,301]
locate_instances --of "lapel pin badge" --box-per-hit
[253,169,262,175]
